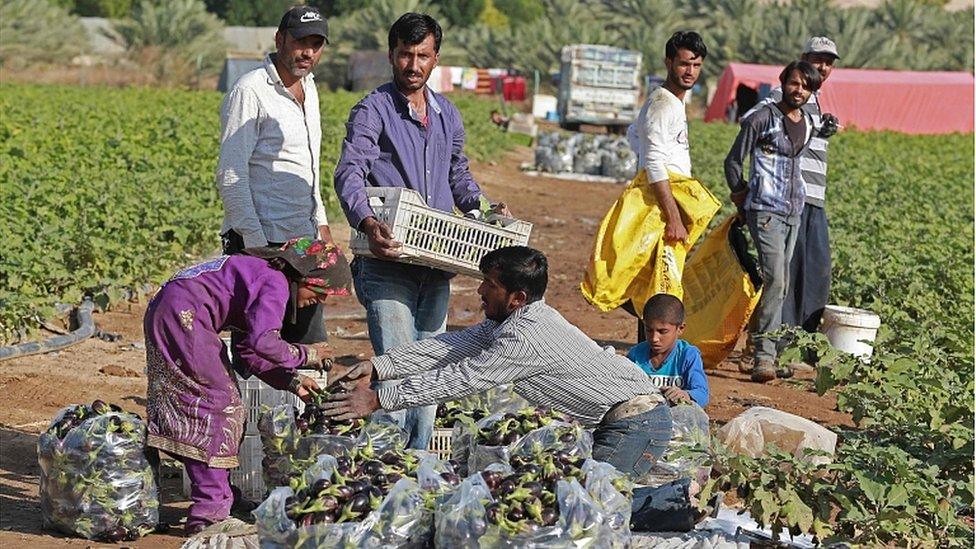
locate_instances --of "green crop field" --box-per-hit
[688,121,974,545]
[0,84,522,344]
[0,84,972,544]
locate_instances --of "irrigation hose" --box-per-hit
[0,297,96,362]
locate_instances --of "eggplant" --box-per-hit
[348,493,370,513]
[348,478,369,494]
[522,481,543,499]
[334,484,354,501]
[558,432,577,444]
[517,464,541,477]
[480,470,502,490]
[440,472,461,486]
[541,506,558,526]
[506,507,525,521]
[362,460,385,476]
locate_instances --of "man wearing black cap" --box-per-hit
[215,6,333,350]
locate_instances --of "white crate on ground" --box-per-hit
[349,188,533,278]
[223,337,329,435]
[428,428,454,461]
[182,434,264,501]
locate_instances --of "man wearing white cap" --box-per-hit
[741,37,840,378]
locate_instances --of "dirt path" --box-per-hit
[0,146,851,547]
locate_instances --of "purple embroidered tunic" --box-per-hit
[144,255,307,468]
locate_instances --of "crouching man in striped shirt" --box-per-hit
[323,245,673,479]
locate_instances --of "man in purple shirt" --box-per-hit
[334,12,506,450]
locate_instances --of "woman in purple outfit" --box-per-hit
[143,238,351,533]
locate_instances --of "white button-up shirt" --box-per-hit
[216,54,328,248]
[626,86,692,183]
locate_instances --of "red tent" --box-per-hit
[705,63,974,135]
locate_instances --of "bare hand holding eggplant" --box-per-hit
[322,382,381,420]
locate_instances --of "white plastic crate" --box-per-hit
[240,369,328,435]
[428,428,454,461]
[349,188,533,278]
[182,434,264,501]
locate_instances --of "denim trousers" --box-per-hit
[746,211,800,363]
[352,257,450,450]
[782,204,831,333]
[592,403,673,480]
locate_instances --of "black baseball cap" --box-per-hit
[278,6,329,43]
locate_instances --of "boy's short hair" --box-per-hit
[642,294,685,325]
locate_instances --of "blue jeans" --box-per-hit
[782,204,831,333]
[592,403,673,480]
[746,211,800,363]
[351,257,450,450]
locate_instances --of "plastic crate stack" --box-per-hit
[182,370,327,500]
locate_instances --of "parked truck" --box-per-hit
[557,44,643,133]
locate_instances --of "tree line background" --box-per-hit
[1,0,972,89]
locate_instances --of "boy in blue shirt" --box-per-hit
[627,294,709,407]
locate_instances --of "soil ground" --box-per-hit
[0,146,851,547]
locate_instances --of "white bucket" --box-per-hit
[819,305,881,357]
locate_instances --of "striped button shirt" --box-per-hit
[371,300,664,426]
[743,89,829,207]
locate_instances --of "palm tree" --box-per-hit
[111,0,226,86]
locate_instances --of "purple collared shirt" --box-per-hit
[334,82,484,230]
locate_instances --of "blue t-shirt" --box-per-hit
[626,339,709,407]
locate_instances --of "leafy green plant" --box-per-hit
[0,84,521,344]
[687,122,973,545]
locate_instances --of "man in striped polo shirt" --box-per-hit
[323,246,673,480]
[742,37,841,375]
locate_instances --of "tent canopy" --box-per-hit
[705,63,974,135]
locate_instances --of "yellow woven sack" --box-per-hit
[682,216,763,369]
[581,170,720,315]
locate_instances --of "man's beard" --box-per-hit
[285,56,312,78]
[784,95,807,109]
[668,70,695,91]
[395,69,427,92]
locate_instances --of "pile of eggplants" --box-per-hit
[38,401,158,542]
[467,411,590,473]
[433,400,488,429]
[256,450,462,548]
[259,403,407,491]
[435,453,633,548]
